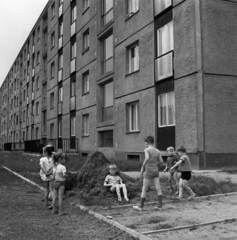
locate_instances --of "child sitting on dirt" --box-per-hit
[170,146,196,200]
[52,151,68,215]
[39,145,54,207]
[104,164,129,202]
[163,146,180,194]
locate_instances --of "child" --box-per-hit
[39,145,54,207]
[104,164,129,202]
[133,136,163,211]
[170,146,196,200]
[52,151,68,215]
[163,146,180,194]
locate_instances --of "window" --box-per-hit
[156,21,173,81]
[102,0,113,25]
[32,78,35,92]
[127,0,139,16]
[58,119,62,137]
[155,0,172,16]
[59,52,63,69]
[127,43,139,73]
[58,87,63,102]
[83,0,89,12]
[70,116,76,136]
[127,101,139,132]
[36,76,40,90]
[51,3,55,18]
[23,90,26,101]
[36,127,39,139]
[51,62,55,78]
[37,51,40,65]
[36,102,39,115]
[71,4,77,23]
[102,81,113,122]
[82,114,89,136]
[158,91,175,126]
[59,19,63,37]
[37,26,40,40]
[50,92,54,109]
[99,130,113,148]
[51,32,55,48]
[71,38,77,59]
[82,71,89,94]
[23,110,26,122]
[50,123,54,139]
[102,33,113,74]
[82,29,89,52]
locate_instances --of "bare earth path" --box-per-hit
[0,167,136,240]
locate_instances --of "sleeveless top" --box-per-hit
[145,147,162,168]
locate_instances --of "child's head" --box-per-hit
[144,136,154,147]
[177,146,186,155]
[109,164,117,176]
[62,152,69,163]
[167,146,175,156]
[53,151,64,165]
[43,145,54,157]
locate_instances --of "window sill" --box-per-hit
[97,20,114,38]
[51,45,55,50]
[82,47,89,55]
[82,134,89,138]
[125,70,139,77]
[51,16,55,21]
[98,71,114,82]
[126,130,140,134]
[82,6,89,15]
[82,92,89,96]
[125,10,139,22]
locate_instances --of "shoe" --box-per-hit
[48,205,53,209]
[133,206,143,211]
[154,206,163,211]
[187,194,196,200]
[118,197,122,202]
[175,191,179,195]
[125,197,129,202]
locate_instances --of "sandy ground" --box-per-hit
[0,166,136,240]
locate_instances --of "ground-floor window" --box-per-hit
[99,130,113,148]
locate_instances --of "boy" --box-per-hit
[170,146,196,200]
[104,164,129,202]
[163,146,180,194]
[133,136,163,211]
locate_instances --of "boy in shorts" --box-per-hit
[163,146,180,194]
[170,146,196,200]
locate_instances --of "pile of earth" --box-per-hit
[65,151,141,206]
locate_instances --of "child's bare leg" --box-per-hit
[44,181,50,206]
[115,184,122,201]
[121,184,129,201]
[49,180,54,201]
[173,172,180,194]
[183,180,195,197]
[58,185,65,214]
[52,189,58,214]
[154,177,163,209]
[168,173,173,192]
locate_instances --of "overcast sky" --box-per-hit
[0,0,49,87]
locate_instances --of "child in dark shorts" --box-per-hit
[170,146,196,200]
[163,146,180,194]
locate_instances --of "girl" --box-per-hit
[133,136,163,211]
[39,145,54,207]
[170,146,196,200]
[52,151,68,215]
[104,164,129,202]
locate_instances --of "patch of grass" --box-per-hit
[147,216,164,224]
[126,223,137,229]
[111,159,143,172]
[222,168,237,174]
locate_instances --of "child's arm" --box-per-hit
[104,176,113,187]
[163,164,168,173]
[141,149,149,174]
[170,159,182,171]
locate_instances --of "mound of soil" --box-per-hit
[66,151,141,206]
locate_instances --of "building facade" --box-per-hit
[1,0,237,169]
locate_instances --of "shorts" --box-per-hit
[54,181,65,190]
[144,166,159,180]
[181,171,191,181]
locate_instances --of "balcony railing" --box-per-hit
[32,68,35,77]
[26,96,29,104]
[58,36,63,49]
[59,4,63,17]
[32,92,35,101]
[103,57,113,74]
[27,53,30,61]
[71,21,76,37]
[155,51,173,81]
[70,96,76,111]
[27,75,30,83]
[58,69,63,82]
[32,45,35,54]
[70,58,76,73]
[58,102,62,115]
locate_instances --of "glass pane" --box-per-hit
[167,92,175,125]
[104,9,113,25]
[105,35,113,60]
[101,130,113,147]
[155,0,172,16]
[156,52,173,81]
[104,57,113,73]
[104,0,113,13]
[159,94,167,126]
[103,106,113,121]
[104,82,113,107]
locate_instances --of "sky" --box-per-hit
[0,0,49,87]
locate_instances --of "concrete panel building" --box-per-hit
[1,0,237,169]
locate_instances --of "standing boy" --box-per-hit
[170,146,196,200]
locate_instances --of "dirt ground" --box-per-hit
[0,166,136,240]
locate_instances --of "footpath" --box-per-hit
[0,166,135,240]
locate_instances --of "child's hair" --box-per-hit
[177,146,186,153]
[144,136,154,145]
[167,146,174,151]
[62,152,69,161]
[43,145,54,156]
[109,164,117,170]
[52,151,64,164]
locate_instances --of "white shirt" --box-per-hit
[39,157,54,181]
[53,163,66,182]
[104,175,122,185]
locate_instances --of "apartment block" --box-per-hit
[1,0,237,169]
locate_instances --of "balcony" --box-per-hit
[59,4,63,17]
[32,68,35,77]
[32,45,35,53]
[155,51,173,81]
[71,21,76,37]
[26,96,29,105]
[58,102,62,115]
[103,57,113,74]
[58,69,63,82]
[32,92,35,101]
[70,96,76,111]
[27,53,30,61]
[42,96,47,108]
[27,75,29,83]
[58,36,63,49]
[70,58,76,73]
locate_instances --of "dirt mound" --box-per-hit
[66,151,141,206]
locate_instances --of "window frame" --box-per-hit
[82,114,89,136]
[102,33,113,74]
[70,115,76,137]
[102,81,113,122]
[50,62,55,79]
[126,0,139,16]
[102,0,113,26]
[82,29,90,53]
[127,41,139,74]
[50,92,55,109]
[51,32,55,48]
[82,71,89,95]
[51,2,55,19]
